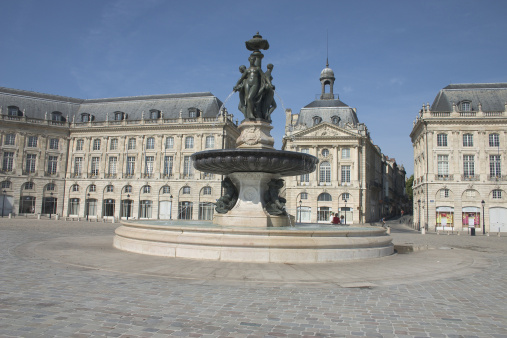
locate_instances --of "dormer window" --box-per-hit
[114,111,125,121]
[460,101,471,112]
[331,116,340,125]
[81,113,90,122]
[8,106,21,116]
[149,109,160,119]
[313,116,322,126]
[51,111,63,121]
[188,108,200,118]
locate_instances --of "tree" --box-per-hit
[405,175,414,207]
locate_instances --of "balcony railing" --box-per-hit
[488,174,506,181]
[435,174,453,181]
[104,173,117,179]
[461,174,479,181]
[162,173,174,179]
[142,173,153,179]
[22,170,37,176]
[70,172,82,178]
[44,172,59,177]
[88,172,100,178]
[123,173,135,179]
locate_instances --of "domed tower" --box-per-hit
[320,59,336,100]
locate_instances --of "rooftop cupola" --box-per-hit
[320,59,336,100]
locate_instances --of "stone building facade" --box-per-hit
[0,87,239,220]
[282,64,406,224]
[410,83,507,232]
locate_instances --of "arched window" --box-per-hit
[114,111,125,121]
[321,149,329,157]
[89,184,96,192]
[162,186,171,194]
[124,185,132,193]
[182,186,191,194]
[142,185,151,194]
[317,193,332,201]
[319,161,331,184]
[45,183,55,191]
[313,116,322,126]
[105,185,114,193]
[150,109,160,119]
[71,184,79,192]
[81,113,90,122]
[203,187,212,195]
[331,116,340,125]
[460,101,471,112]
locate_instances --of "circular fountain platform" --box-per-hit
[114,221,394,263]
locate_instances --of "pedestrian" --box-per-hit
[382,217,386,228]
[331,213,340,225]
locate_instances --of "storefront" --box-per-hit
[436,206,454,231]
[462,206,481,231]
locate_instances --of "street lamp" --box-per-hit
[1,189,6,218]
[170,195,173,220]
[344,199,347,225]
[417,199,421,231]
[126,194,130,220]
[299,198,302,224]
[481,200,485,235]
[49,192,53,219]
[86,193,90,220]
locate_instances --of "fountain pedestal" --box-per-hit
[236,120,275,149]
[213,172,294,227]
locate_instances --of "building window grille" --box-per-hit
[205,136,215,149]
[76,139,84,151]
[490,155,501,178]
[341,148,350,159]
[183,156,193,177]
[319,162,331,184]
[74,157,83,175]
[203,187,212,195]
[26,154,36,173]
[49,138,59,150]
[438,155,449,177]
[182,186,191,194]
[89,184,96,192]
[2,152,14,172]
[128,138,136,150]
[463,155,475,177]
[164,156,173,177]
[91,157,100,176]
[93,139,101,151]
[47,156,58,174]
[322,149,329,157]
[108,157,117,176]
[145,156,154,176]
[437,133,447,147]
[27,136,38,148]
[146,137,155,150]
[341,165,351,183]
[165,137,174,149]
[126,157,135,175]
[24,182,34,190]
[110,138,118,150]
[489,133,500,147]
[463,133,473,147]
[5,134,15,146]
[493,189,502,199]
[185,136,194,149]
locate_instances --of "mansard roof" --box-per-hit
[0,87,223,121]
[296,98,359,128]
[431,83,507,112]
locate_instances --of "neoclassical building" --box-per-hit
[0,87,239,220]
[282,63,406,224]
[411,83,507,232]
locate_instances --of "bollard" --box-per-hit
[421,227,426,235]
[8,213,12,219]
[37,214,41,220]
[112,217,115,224]
[386,227,391,234]
[55,214,59,220]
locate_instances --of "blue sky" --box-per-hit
[2,0,507,176]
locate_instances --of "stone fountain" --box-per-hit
[113,33,394,263]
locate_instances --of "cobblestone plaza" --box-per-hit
[1,218,506,337]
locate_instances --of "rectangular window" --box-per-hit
[2,152,14,171]
[5,134,15,146]
[28,136,38,147]
[493,190,502,199]
[300,173,309,183]
[185,137,194,149]
[49,138,59,150]
[146,138,155,150]
[108,157,117,175]
[110,138,118,150]
[165,137,174,149]
[441,189,449,198]
[183,156,194,177]
[76,139,84,151]
[26,154,36,173]
[128,138,136,150]
[47,156,58,174]
[205,136,215,149]
[437,155,449,177]
[342,193,350,201]
[93,139,101,151]
[140,200,153,219]
[199,202,214,220]
[164,156,173,177]
[319,163,331,184]
[74,157,83,175]
[489,134,500,147]
[127,157,135,175]
[300,148,309,154]
[69,198,80,215]
[463,155,475,177]
[91,157,100,176]
[341,165,351,183]
[145,156,154,176]
[490,155,501,178]
[463,134,473,147]
[300,192,308,200]
[437,134,447,147]
[341,148,350,159]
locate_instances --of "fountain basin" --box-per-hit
[191,149,318,176]
[114,221,394,263]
